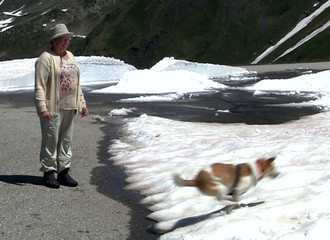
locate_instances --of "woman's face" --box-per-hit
[52,35,71,53]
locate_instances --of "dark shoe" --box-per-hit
[43,170,60,189]
[58,168,78,187]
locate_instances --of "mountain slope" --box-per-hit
[0,0,329,68]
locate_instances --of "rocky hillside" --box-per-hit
[0,0,329,68]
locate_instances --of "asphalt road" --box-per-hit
[0,95,158,240]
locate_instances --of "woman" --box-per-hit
[35,23,89,188]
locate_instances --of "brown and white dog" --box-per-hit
[174,157,279,202]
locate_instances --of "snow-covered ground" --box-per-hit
[111,111,330,240]
[1,56,330,239]
[0,56,136,91]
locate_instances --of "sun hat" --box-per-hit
[50,23,74,40]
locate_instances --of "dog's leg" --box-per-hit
[215,184,229,201]
[215,184,240,213]
[232,189,239,203]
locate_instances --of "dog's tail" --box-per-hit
[173,174,197,187]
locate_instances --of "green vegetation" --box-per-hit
[0,0,329,68]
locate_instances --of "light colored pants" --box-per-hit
[39,109,75,173]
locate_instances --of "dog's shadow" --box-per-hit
[148,201,265,234]
[0,175,43,186]
[148,205,232,234]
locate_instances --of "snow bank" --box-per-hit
[92,69,224,94]
[0,56,136,91]
[151,57,249,78]
[247,70,330,110]
[92,57,248,95]
[76,56,136,85]
[247,70,330,93]
[109,112,330,239]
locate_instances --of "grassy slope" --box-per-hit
[81,0,329,68]
[0,0,328,68]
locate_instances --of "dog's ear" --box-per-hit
[257,157,276,169]
[267,157,276,163]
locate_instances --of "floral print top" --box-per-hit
[59,57,79,110]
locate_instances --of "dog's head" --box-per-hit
[256,157,279,178]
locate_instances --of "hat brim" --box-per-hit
[51,32,74,40]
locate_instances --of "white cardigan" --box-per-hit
[34,50,86,115]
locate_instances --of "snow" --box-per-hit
[246,70,330,111]
[3,6,24,17]
[252,0,330,64]
[247,70,330,93]
[75,56,136,85]
[110,111,330,239]
[0,56,136,91]
[0,17,14,32]
[275,20,330,61]
[151,57,249,78]
[108,108,135,117]
[0,5,25,32]
[93,69,224,94]
[1,56,330,239]
[41,10,51,16]
[92,57,247,99]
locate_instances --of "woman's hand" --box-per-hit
[41,110,53,120]
[81,107,89,117]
